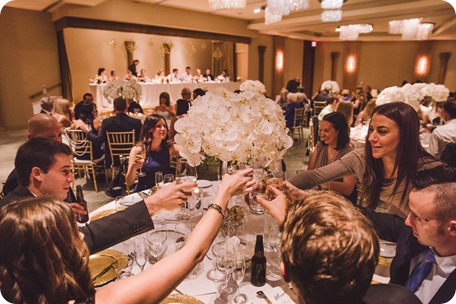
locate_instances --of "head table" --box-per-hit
[89,82,240,109]
[88,181,297,304]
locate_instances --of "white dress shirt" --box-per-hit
[413,248,456,304]
[428,119,456,157]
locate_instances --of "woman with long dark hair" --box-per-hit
[308,112,357,203]
[125,114,179,191]
[289,102,441,217]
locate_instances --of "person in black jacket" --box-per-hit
[128,59,140,77]
[0,137,193,254]
[176,87,192,116]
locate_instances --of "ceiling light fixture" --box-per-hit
[320,0,346,9]
[264,0,309,24]
[337,24,373,40]
[321,10,342,22]
[254,8,261,14]
[388,18,433,40]
[208,0,246,9]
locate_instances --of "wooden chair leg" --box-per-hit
[91,165,98,192]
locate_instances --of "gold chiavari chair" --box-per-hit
[106,130,136,180]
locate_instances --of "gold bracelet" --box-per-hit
[207,203,224,219]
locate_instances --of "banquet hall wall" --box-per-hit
[0,1,455,130]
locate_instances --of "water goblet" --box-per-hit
[215,244,236,296]
[155,171,164,189]
[135,143,147,177]
[206,235,227,282]
[145,221,168,264]
[232,252,247,304]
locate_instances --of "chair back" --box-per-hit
[65,129,93,161]
[314,101,327,116]
[106,130,136,166]
[292,108,304,128]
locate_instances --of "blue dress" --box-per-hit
[135,148,172,192]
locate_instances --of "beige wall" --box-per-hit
[0,7,61,130]
[283,38,304,90]
[313,40,456,94]
[65,28,213,102]
[248,34,274,96]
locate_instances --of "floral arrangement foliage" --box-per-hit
[376,83,449,111]
[320,80,340,95]
[174,80,293,166]
[103,79,142,102]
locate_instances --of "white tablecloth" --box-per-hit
[89,184,296,303]
[90,82,240,109]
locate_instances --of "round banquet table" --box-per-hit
[89,182,298,304]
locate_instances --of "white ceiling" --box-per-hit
[5,0,456,41]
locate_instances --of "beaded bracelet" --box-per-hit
[207,203,224,219]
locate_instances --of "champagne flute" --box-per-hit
[232,252,247,304]
[133,235,147,271]
[135,143,147,177]
[175,159,197,220]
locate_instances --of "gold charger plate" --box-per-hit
[89,249,128,286]
[160,294,204,304]
[91,209,117,221]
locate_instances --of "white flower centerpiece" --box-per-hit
[376,83,449,111]
[174,80,293,167]
[103,79,142,102]
[320,80,340,95]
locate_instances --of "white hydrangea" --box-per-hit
[103,79,142,102]
[174,82,293,167]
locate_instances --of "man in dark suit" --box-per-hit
[286,75,301,93]
[87,97,142,167]
[0,137,193,254]
[360,165,456,304]
[128,59,140,77]
[73,93,94,120]
[257,190,420,304]
[176,87,192,116]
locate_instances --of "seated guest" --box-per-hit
[430,102,445,127]
[256,190,421,304]
[429,100,456,158]
[309,112,357,203]
[192,88,206,100]
[109,70,118,82]
[354,98,376,126]
[0,169,253,304]
[127,98,143,114]
[39,96,53,115]
[71,103,104,161]
[176,87,192,116]
[286,75,301,93]
[276,88,288,111]
[138,68,149,82]
[168,68,180,83]
[155,92,175,120]
[0,137,194,254]
[87,97,141,168]
[336,100,354,128]
[193,68,204,83]
[284,92,304,129]
[90,67,108,84]
[203,68,214,82]
[128,59,140,77]
[53,97,72,128]
[124,69,137,81]
[318,96,340,121]
[74,93,94,121]
[154,68,166,83]
[180,66,192,83]
[126,114,179,192]
[217,69,230,82]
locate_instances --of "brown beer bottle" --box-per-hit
[251,234,267,286]
[76,185,89,223]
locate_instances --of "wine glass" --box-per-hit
[175,159,197,220]
[163,174,175,185]
[155,171,164,189]
[145,220,168,264]
[206,235,226,282]
[135,143,147,177]
[133,235,147,271]
[232,252,247,304]
[215,244,236,296]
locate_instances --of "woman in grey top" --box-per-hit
[289,102,441,217]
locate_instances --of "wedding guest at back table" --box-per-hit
[355,98,377,127]
[0,137,194,254]
[87,97,141,168]
[127,98,143,114]
[53,97,72,127]
[155,92,175,120]
[429,100,456,158]
[192,88,206,100]
[176,87,192,116]
[91,67,108,84]
[74,93,94,120]
[256,190,421,304]
[286,75,301,93]
[138,68,149,82]
[364,85,373,102]
[128,59,140,77]
[181,66,192,83]
[217,69,230,82]
[285,92,304,129]
[124,69,137,81]
[318,96,340,121]
[276,88,288,111]
[126,114,179,192]
[309,112,357,203]
[289,102,442,217]
[0,169,253,304]
[39,96,53,115]
[336,100,354,128]
[168,68,179,83]
[193,68,204,83]
[203,68,214,82]
[109,70,118,82]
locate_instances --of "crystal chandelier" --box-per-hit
[337,24,373,40]
[264,0,309,24]
[265,7,282,25]
[388,18,433,40]
[321,0,344,9]
[208,0,246,9]
[321,10,342,22]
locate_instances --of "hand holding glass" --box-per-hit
[135,143,147,177]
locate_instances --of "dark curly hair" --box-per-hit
[0,197,94,303]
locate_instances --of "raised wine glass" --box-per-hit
[135,143,147,177]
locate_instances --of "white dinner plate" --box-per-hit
[197,180,212,188]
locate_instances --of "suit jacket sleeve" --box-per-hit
[80,200,154,253]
